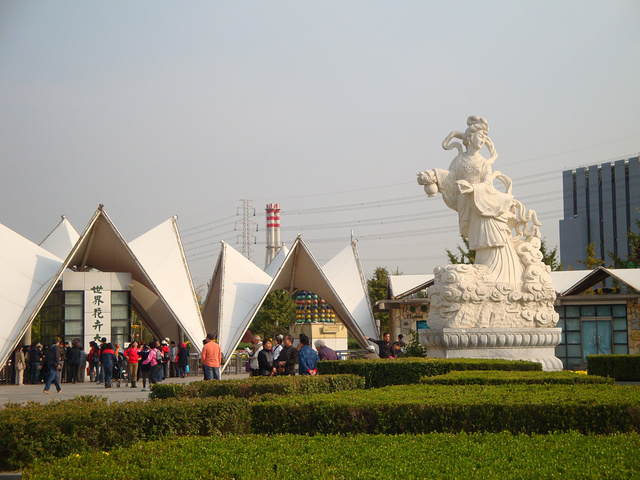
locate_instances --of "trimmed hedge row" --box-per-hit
[317,357,542,388]
[0,396,250,471]
[149,373,365,399]
[421,370,614,385]
[4,383,640,470]
[587,354,640,381]
[251,384,640,435]
[23,432,640,480]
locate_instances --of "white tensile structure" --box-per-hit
[202,236,377,371]
[0,206,206,370]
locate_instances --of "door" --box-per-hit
[582,320,612,362]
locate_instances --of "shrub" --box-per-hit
[317,357,542,388]
[0,396,250,471]
[251,384,640,435]
[149,374,365,399]
[421,370,614,385]
[587,354,640,381]
[24,432,640,479]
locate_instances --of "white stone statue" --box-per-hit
[417,116,557,329]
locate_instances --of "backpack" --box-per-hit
[156,349,163,363]
[163,351,170,362]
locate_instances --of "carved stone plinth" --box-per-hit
[420,327,563,371]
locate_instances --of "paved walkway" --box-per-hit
[0,373,249,406]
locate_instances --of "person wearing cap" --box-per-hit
[363,345,380,360]
[201,333,222,380]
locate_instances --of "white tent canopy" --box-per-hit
[0,223,65,369]
[39,215,80,261]
[388,274,434,299]
[202,237,376,370]
[0,206,205,369]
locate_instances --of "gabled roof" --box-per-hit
[558,267,640,296]
[388,274,435,299]
[39,215,80,260]
[202,237,376,370]
[0,223,65,369]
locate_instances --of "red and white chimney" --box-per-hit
[265,203,281,267]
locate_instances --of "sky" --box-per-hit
[1,1,639,289]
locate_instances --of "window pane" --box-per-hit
[65,291,83,305]
[65,305,83,320]
[613,319,627,331]
[565,306,580,318]
[112,305,130,319]
[112,291,129,305]
[596,305,612,317]
[613,331,628,344]
[566,319,580,331]
[580,305,596,317]
[567,344,581,357]
[555,345,567,357]
[561,332,566,344]
[614,344,629,354]
[556,319,565,330]
[111,319,129,328]
[555,306,564,317]
[567,332,581,344]
[567,357,582,368]
[612,304,627,317]
[64,321,83,336]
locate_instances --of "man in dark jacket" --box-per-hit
[28,343,43,384]
[43,340,62,394]
[365,333,394,358]
[277,335,298,375]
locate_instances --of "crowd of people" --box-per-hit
[11,336,191,393]
[10,331,408,390]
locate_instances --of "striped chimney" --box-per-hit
[265,203,281,267]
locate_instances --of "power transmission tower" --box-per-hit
[235,199,257,262]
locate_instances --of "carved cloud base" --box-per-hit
[420,327,563,371]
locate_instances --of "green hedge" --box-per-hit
[421,370,614,385]
[251,384,640,435]
[0,396,250,471]
[150,373,365,399]
[24,432,640,480]
[317,357,542,388]
[587,354,640,381]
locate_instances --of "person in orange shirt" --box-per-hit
[201,333,222,380]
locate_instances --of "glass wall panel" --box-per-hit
[567,344,581,357]
[567,332,581,344]
[112,291,129,304]
[566,319,580,331]
[614,344,629,354]
[65,291,83,305]
[565,306,580,318]
[65,305,83,320]
[596,305,612,317]
[612,304,627,317]
[64,321,83,335]
[580,305,596,317]
[613,319,627,331]
[614,331,628,344]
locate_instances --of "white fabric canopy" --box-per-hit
[604,268,640,292]
[39,215,80,260]
[0,223,65,369]
[129,217,206,348]
[322,242,377,339]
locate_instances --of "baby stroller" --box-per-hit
[111,353,129,388]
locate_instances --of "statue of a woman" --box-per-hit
[418,115,535,284]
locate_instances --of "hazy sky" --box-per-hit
[1,1,639,288]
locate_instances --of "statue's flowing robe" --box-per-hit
[434,153,523,284]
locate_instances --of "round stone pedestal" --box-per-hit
[420,327,563,371]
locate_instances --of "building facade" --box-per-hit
[559,156,640,269]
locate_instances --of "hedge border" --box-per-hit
[587,354,640,381]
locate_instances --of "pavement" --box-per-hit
[0,373,249,406]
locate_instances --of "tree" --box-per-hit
[540,238,562,271]
[577,242,605,270]
[367,267,392,335]
[249,289,295,340]
[446,235,475,264]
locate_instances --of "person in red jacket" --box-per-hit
[124,341,140,388]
